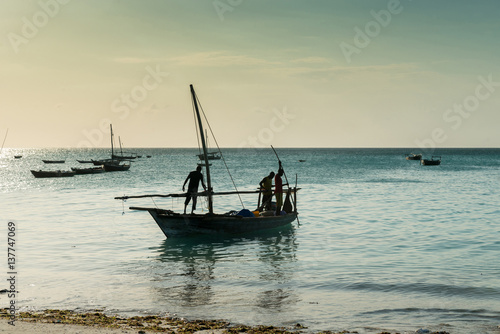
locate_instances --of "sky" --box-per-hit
[1,0,499,148]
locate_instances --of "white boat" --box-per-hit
[116,85,299,238]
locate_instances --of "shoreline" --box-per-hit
[0,309,306,334]
[0,308,459,334]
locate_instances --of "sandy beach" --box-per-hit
[0,309,310,334]
[0,308,463,334]
[0,319,141,334]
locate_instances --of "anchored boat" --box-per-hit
[116,85,299,238]
[421,156,441,166]
[405,153,422,160]
[42,159,65,164]
[31,170,75,178]
[94,125,131,171]
[71,166,105,174]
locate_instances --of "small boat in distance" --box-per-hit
[112,136,137,160]
[42,159,65,164]
[14,155,22,159]
[98,125,132,172]
[71,166,105,174]
[421,156,441,166]
[298,159,306,162]
[31,170,75,178]
[405,153,422,160]
[196,130,221,160]
[196,151,221,160]
[77,159,93,163]
[103,160,130,172]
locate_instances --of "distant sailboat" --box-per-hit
[196,130,221,161]
[112,136,137,160]
[93,125,131,171]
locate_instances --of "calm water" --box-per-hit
[1,148,500,333]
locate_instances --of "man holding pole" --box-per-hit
[274,161,285,215]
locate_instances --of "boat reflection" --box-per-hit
[147,226,299,315]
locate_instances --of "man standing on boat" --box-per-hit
[275,162,285,215]
[259,171,275,211]
[182,166,207,214]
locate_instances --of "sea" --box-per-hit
[1,147,499,334]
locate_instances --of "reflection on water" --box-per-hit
[148,226,299,317]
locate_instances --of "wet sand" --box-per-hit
[0,309,307,334]
[0,308,462,334]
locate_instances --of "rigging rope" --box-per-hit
[194,93,245,209]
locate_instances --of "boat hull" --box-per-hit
[421,160,441,166]
[132,207,298,238]
[71,167,105,174]
[31,170,75,178]
[104,163,130,171]
[42,160,65,164]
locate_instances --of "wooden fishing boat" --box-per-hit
[111,136,137,160]
[196,130,221,160]
[112,153,137,160]
[92,158,130,171]
[31,170,75,178]
[196,152,220,160]
[97,125,132,172]
[405,153,422,160]
[42,159,65,164]
[116,85,299,238]
[103,160,130,172]
[71,166,105,174]
[421,156,441,166]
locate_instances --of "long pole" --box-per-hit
[110,124,114,158]
[271,145,289,186]
[190,84,213,214]
[119,136,124,156]
[0,128,8,155]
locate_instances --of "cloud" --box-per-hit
[290,57,333,64]
[168,51,278,67]
[112,57,154,64]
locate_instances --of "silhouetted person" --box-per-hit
[183,166,206,214]
[259,171,275,211]
[275,162,285,215]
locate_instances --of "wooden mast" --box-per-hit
[119,136,124,156]
[110,124,114,158]
[190,84,213,213]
